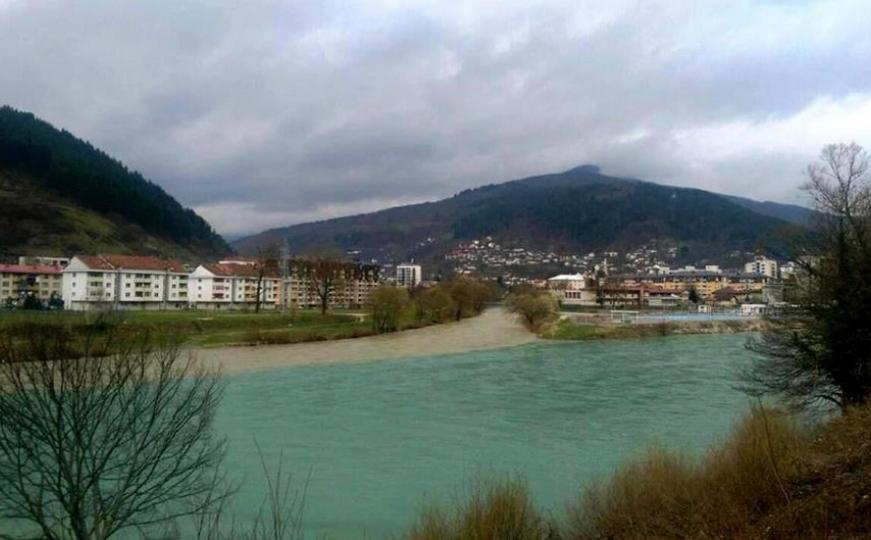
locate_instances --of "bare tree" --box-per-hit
[744,143,871,412]
[304,254,347,315]
[0,320,228,540]
[254,244,280,314]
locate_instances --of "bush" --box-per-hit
[444,279,499,321]
[565,406,806,539]
[406,476,552,540]
[413,287,456,324]
[369,286,410,333]
[507,291,558,331]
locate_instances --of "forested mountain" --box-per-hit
[0,106,230,260]
[723,194,814,227]
[233,165,805,266]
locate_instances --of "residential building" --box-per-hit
[279,260,380,310]
[744,256,778,278]
[547,273,587,290]
[396,264,422,288]
[62,255,188,311]
[559,284,680,308]
[18,256,70,268]
[189,261,280,310]
[622,270,771,300]
[0,263,64,306]
[547,273,588,304]
[780,261,798,280]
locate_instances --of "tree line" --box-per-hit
[0,106,230,256]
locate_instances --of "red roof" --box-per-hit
[0,264,62,275]
[202,262,265,278]
[74,255,185,273]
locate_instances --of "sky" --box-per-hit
[2,0,871,238]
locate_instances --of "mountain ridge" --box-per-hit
[233,166,807,267]
[0,106,231,260]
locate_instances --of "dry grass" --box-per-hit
[565,406,808,539]
[749,404,871,539]
[406,476,555,540]
[403,405,871,540]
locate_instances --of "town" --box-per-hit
[0,254,424,311]
[2,246,788,315]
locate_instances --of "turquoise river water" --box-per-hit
[216,333,756,539]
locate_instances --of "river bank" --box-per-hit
[544,316,765,341]
[196,307,540,374]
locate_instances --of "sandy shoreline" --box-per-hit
[194,308,540,374]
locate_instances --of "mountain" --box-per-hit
[0,106,231,260]
[233,165,805,266]
[723,195,814,227]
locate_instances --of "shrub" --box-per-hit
[444,279,499,321]
[369,286,411,333]
[565,406,806,539]
[406,476,552,540]
[507,292,558,331]
[413,287,456,324]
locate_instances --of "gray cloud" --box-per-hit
[2,0,871,236]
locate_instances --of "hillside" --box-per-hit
[233,165,805,265]
[0,106,231,260]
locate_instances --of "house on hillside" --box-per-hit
[62,255,189,311]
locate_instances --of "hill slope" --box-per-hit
[233,165,804,264]
[0,106,231,260]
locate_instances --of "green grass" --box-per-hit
[0,309,374,348]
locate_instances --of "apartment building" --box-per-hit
[279,260,380,310]
[395,264,422,288]
[17,256,70,268]
[62,255,188,311]
[189,261,281,310]
[559,284,682,308]
[0,263,64,306]
[622,269,771,299]
[745,256,779,278]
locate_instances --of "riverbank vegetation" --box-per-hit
[544,318,764,341]
[0,309,373,348]
[0,320,311,540]
[404,402,871,539]
[368,278,499,334]
[506,288,559,332]
[407,476,553,540]
[744,143,871,413]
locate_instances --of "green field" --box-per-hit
[0,309,375,348]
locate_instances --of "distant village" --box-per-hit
[446,236,793,314]
[2,237,789,314]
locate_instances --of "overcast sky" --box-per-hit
[2,0,871,237]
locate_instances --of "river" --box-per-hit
[216,333,757,539]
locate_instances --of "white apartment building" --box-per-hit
[189,261,280,310]
[547,273,589,304]
[62,255,188,311]
[395,264,422,288]
[745,256,778,278]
